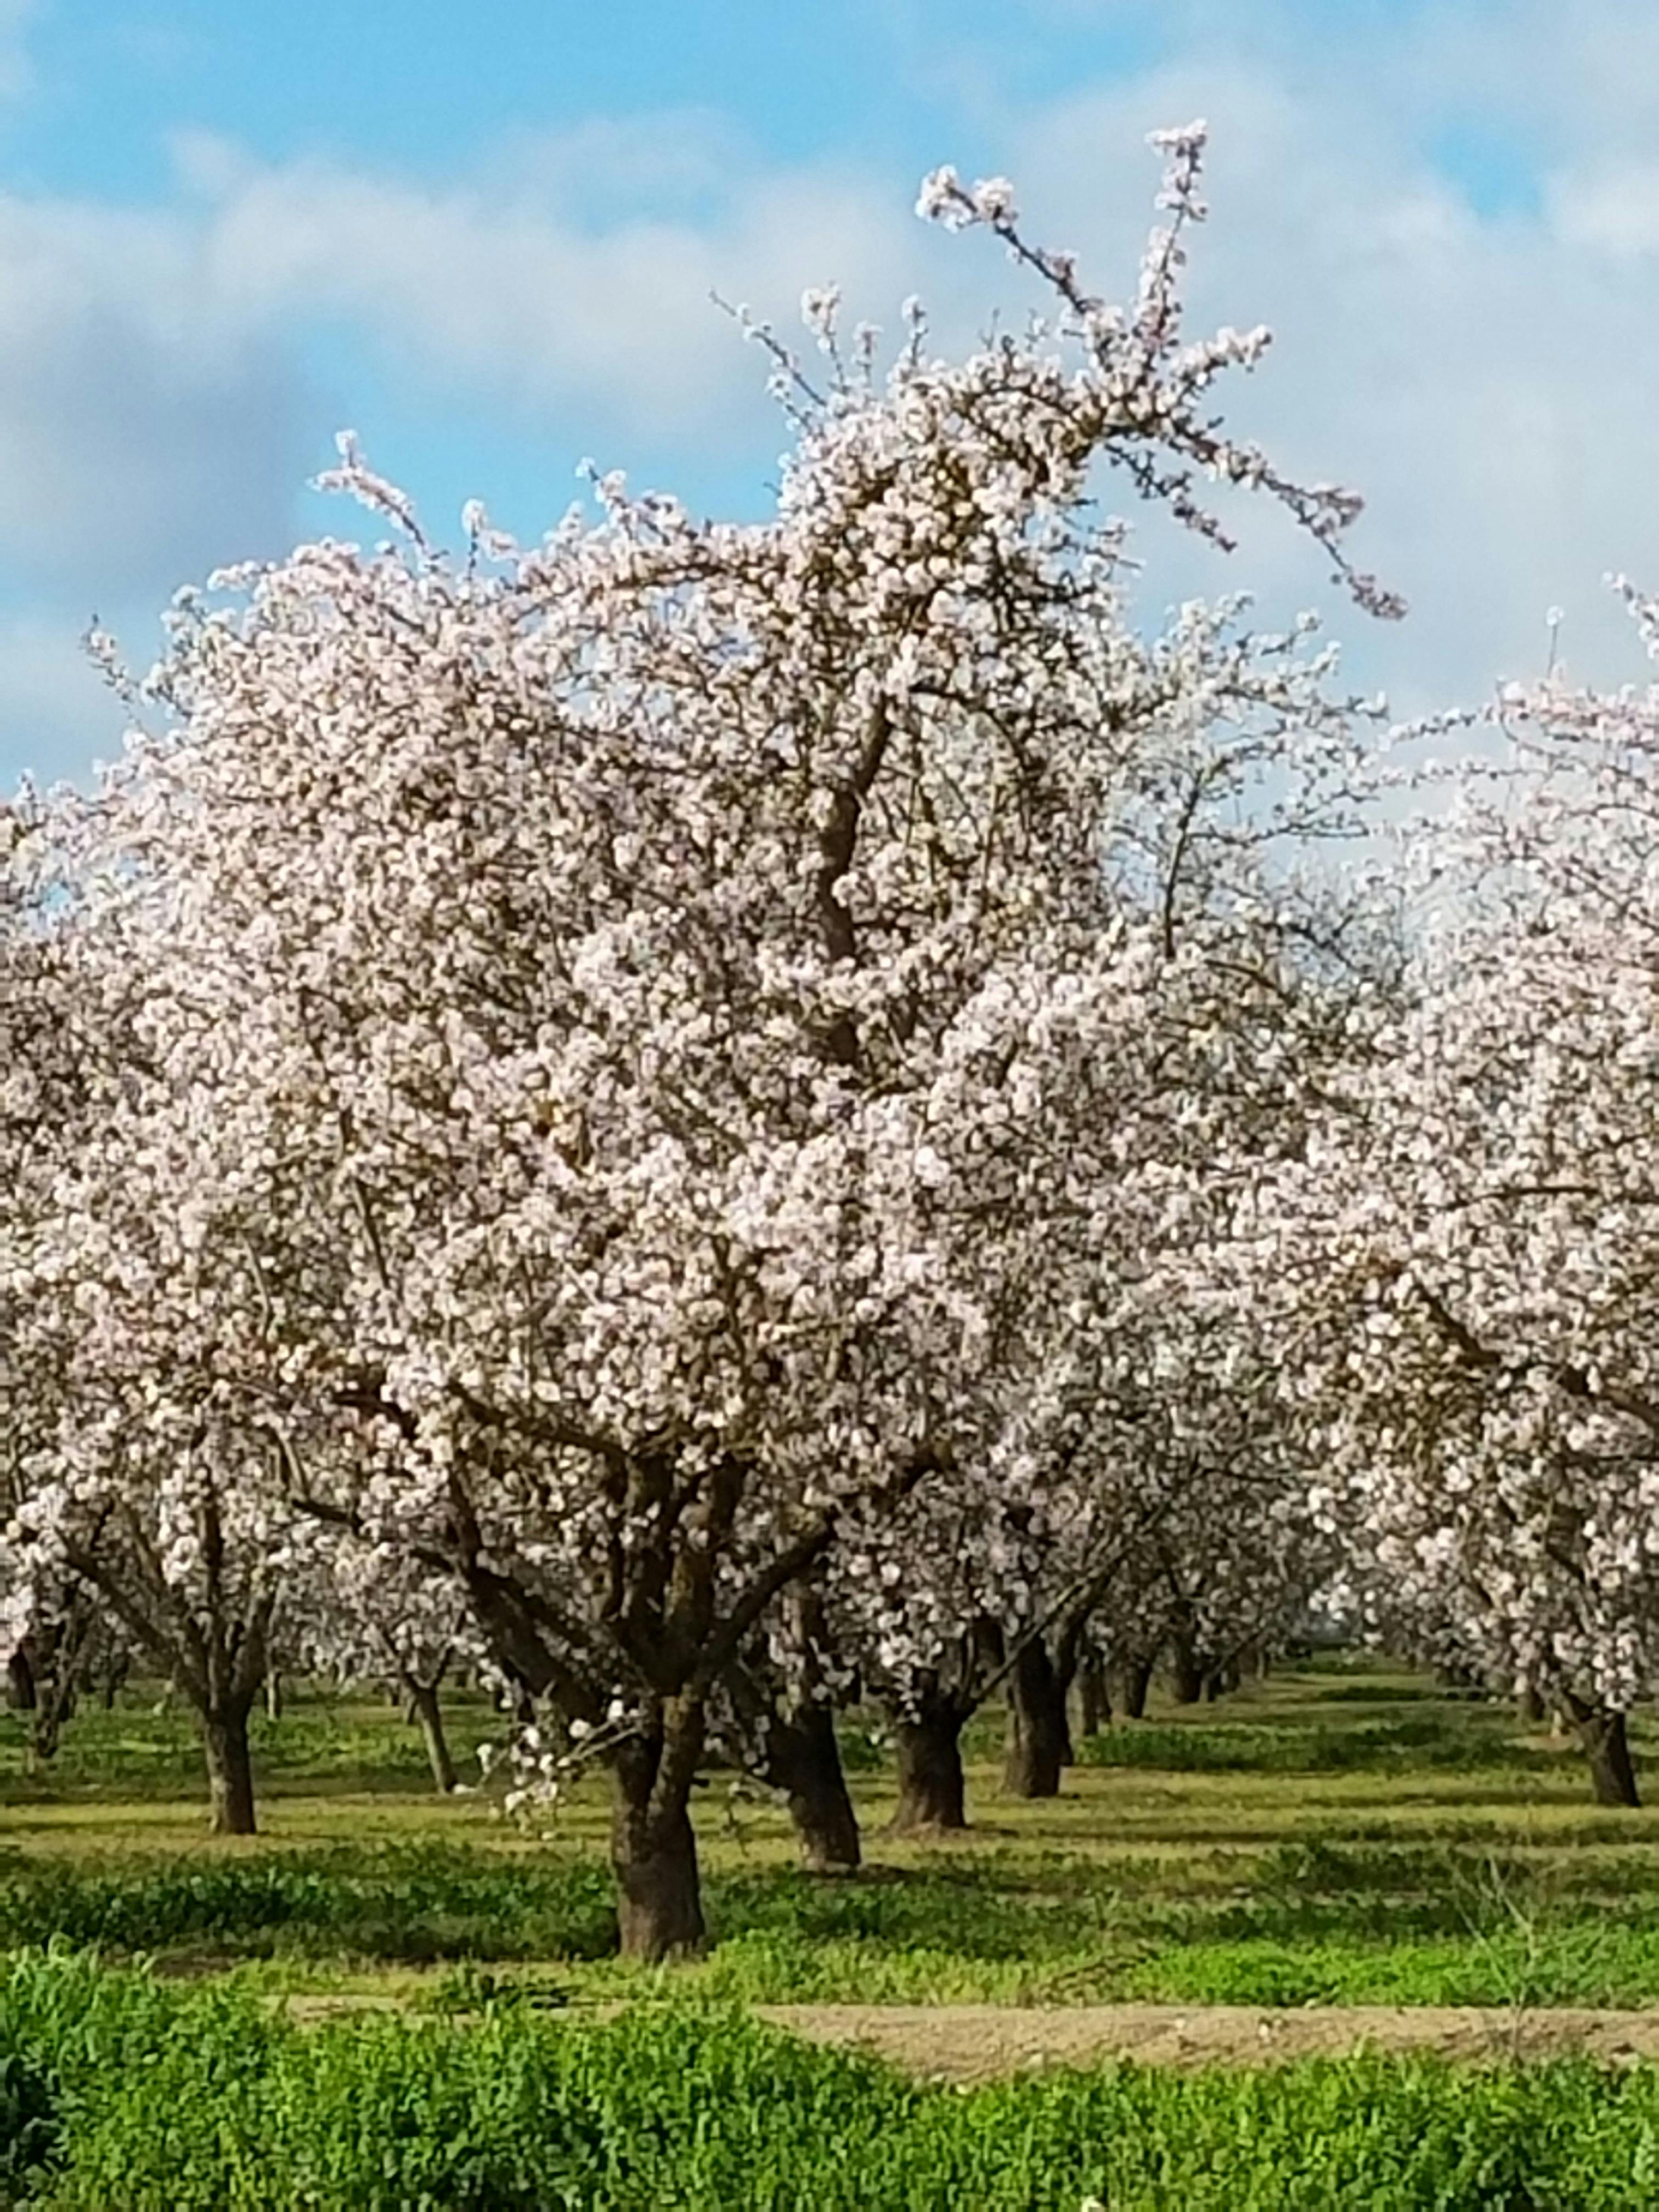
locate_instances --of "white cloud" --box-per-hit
[184,138,922,440]
[966,29,1659,714]
[0,114,935,783]
[0,189,309,593]
[10,3,1659,781]
[1549,163,1659,258]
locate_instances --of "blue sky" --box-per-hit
[2,0,1658,782]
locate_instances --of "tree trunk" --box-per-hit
[1003,1639,1073,1798]
[1078,1655,1110,1737]
[1118,1658,1153,1720]
[610,1718,706,1961]
[264,1670,283,1723]
[890,1701,968,1832]
[1519,1685,1545,1724]
[1576,1707,1640,1808]
[1169,1633,1204,1706]
[201,1703,258,1835]
[29,1703,64,1765]
[404,1674,458,1795]
[766,1705,861,1872]
[6,1647,34,1712]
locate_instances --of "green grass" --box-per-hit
[2,1658,1657,2009]
[0,1691,500,1804]
[4,1663,1659,2199]
[2,1950,1658,2209]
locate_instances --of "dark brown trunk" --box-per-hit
[610,1718,706,1960]
[202,1703,257,1835]
[766,1705,861,1872]
[29,1705,63,1765]
[1519,1685,1546,1724]
[1078,1655,1110,1736]
[404,1674,458,1795]
[1003,1639,1073,1798]
[1169,1634,1204,1706]
[1575,1707,1640,1807]
[7,1647,35,1711]
[1118,1658,1153,1720]
[890,1701,968,1832]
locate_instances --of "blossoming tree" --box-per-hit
[14,126,1393,1952]
[1277,582,1659,1805]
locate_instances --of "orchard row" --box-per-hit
[2,127,1651,1956]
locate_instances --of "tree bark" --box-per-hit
[1003,1639,1073,1798]
[890,1700,968,1831]
[264,1670,283,1723]
[404,1673,458,1795]
[201,1702,258,1835]
[610,1711,707,1960]
[1117,1658,1153,1720]
[765,1704,861,1872]
[1169,1633,1204,1706]
[1078,1655,1110,1737]
[1519,1685,1546,1724]
[6,1647,34,1712]
[1575,1706,1640,1808]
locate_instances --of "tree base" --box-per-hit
[1002,1642,1072,1799]
[889,1708,968,1832]
[770,1707,861,1874]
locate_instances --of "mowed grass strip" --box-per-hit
[3,1658,1659,2007]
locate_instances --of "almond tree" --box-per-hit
[830,604,1386,1819]
[1277,582,1659,1805]
[21,126,1392,1954]
[298,1540,483,1794]
[0,798,332,1834]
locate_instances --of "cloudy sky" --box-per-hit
[0,0,1655,784]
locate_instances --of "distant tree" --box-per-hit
[1273,580,1659,1807]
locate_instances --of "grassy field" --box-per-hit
[4,1656,1658,2009]
[5,1658,1659,2204]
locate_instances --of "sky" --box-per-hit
[1,0,1657,784]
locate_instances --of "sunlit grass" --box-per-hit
[3,1656,1656,2007]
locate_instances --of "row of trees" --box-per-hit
[3,125,1655,1954]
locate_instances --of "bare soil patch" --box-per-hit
[757,2002,1659,2080]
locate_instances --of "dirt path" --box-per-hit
[754,2003,1659,2080]
[280,1993,1659,2078]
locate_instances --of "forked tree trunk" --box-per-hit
[890,1701,968,1832]
[404,1674,458,1795]
[202,1701,258,1835]
[766,1704,861,1872]
[1117,1658,1153,1720]
[610,1713,707,1960]
[1574,1706,1640,1808]
[1003,1639,1073,1798]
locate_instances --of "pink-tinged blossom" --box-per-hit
[1,125,1396,1942]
